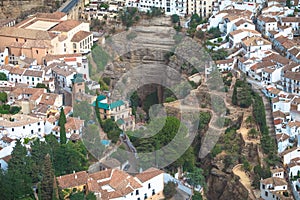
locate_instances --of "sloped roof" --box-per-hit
[57,171,88,189]
[71,31,92,42]
[0,27,55,40]
[50,20,82,32]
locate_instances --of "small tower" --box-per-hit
[71,74,85,107]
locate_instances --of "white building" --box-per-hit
[126,0,186,16]
[0,114,45,139]
[22,69,44,87]
[260,177,288,200]
[281,147,300,165]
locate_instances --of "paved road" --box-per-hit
[59,0,79,13]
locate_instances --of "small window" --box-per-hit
[12,128,14,132]
[136,190,139,195]
[23,126,25,129]
[36,50,38,54]
[31,130,34,134]
[148,183,151,189]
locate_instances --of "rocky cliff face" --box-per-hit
[207,168,250,200]
[0,0,56,19]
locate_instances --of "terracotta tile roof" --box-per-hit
[0,155,12,163]
[35,12,66,20]
[258,16,277,23]
[135,167,164,183]
[71,31,92,42]
[65,117,84,131]
[234,19,254,27]
[43,53,82,62]
[23,69,44,77]
[276,133,289,141]
[284,71,300,81]
[287,120,300,127]
[22,40,52,49]
[281,17,300,23]
[282,40,297,49]
[10,67,25,75]
[263,53,290,65]
[215,58,234,65]
[281,146,299,156]
[11,87,46,101]
[242,36,272,46]
[271,168,284,174]
[272,97,279,103]
[88,169,142,199]
[64,106,72,115]
[39,93,60,106]
[263,67,275,74]
[1,136,14,143]
[88,169,112,181]
[0,27,55,40]
[260,177,287,186]
[0,114,42,128]
[50,20,82,32]
[57,171,88,189]
[273,110,286,119]
[51,64,76,77]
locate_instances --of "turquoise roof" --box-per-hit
[92,98,125,110]
[97,95,107,101]
[71,74,84,84]
[116,118,125,125]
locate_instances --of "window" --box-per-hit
[136,190,139,195]
[152,189,155,195]
[265,191,268,197]
[144,194,147,200]
[31,130,34,134]
[262,184,265,189]
[16,38,18,42]
[23,126,25,129]
[38,128,41,132]
[38,122,40,126]
[12,128,14,132]
[148,183,151,189]
[36,50,38,54]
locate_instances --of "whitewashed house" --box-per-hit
[0,114,45,139]
[229,29,261,48]
[271,168,285,179]
[281,147,300,165]
[241,36,272,58]
[215,58,234,72]
[260,177,288,200]
[257,16,278,35]
[22,69,44,87]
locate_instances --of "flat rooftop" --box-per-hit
[25,20,59,31]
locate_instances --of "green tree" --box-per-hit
[0,92,7,103]
[245,116,254,128]
[0,72,7,80]
[187,167,206,188]
[59,107,67,144]
[163,182,177,199]
[192,192,203,200]
[73,101,92,122]
[248,128,258,138]
[35,83,49,91]
[7,140,33,199]
[171,14,180,23]
[41,154,54,200]
[232,85,237,105]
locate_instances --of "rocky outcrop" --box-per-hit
[207,168,250,200]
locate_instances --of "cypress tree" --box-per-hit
[59,107,67,144]
[232,85,238,105]
[41,154,54,200]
